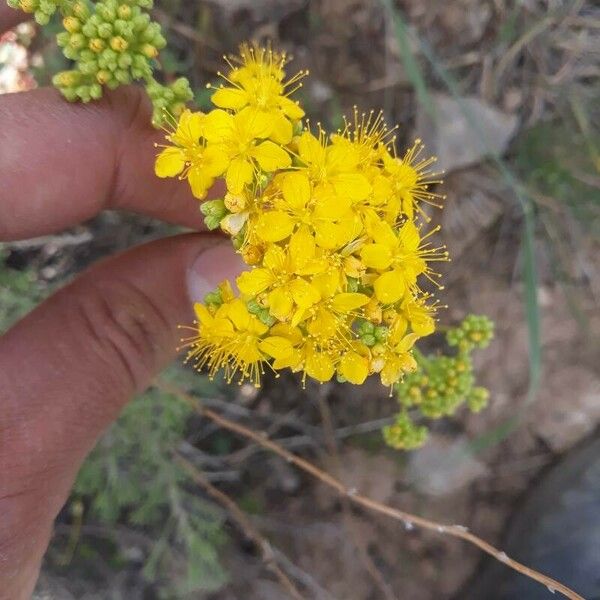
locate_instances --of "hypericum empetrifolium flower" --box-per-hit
[156,43,454,393]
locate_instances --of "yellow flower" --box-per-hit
[296,130,372,202]
[331,108,393,168]
[338,345,371,385]
[203,107,292,194]
[258,326,338,384]
[370,322,420,387]
[165,45,449,391]
[380,140,444,220]
[185,299,270,387]
[236,226,327,325]
[253,171,362,249]
[211,44,306,145]
[360,216,447,304]
[154,109,228,199]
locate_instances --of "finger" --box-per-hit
[0,85,217,241]
[0,3,27,32]
[0,235,244,599]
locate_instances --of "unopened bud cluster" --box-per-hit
[384,315,494,450]
[7,0,192,125]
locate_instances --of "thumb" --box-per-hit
[0,233,243,600]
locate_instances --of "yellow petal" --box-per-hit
[174,110,205,142]
[395,333,419,353]
[305,350,334,382]
[262,244,287,272]
[297,131,325,167]
[155,147,185,178]
[203,109,234,142]
[380,357,402,387]
[360,244,393,270]
[194,303,213,326]
[269,323,303,346]
[202,145,229,178]
[399,220,421,252]
[373,271,405,304]
[279,96,305,120]
[237,106,273,139]
[247,316,269,336]
[269,112,293,145]
[290,306,308,328]
[188,166,214,200]
[314,221,352,250]
[272,348,302,370]
[368,218,398,248]
[331,173,371,201]
[226,157,254,194]
[289,225,315,270]
[371,175,393,204]
[211,86,249,110]
[218,280,235,302]
[268,287,294,321]
[412,315,435,336]
[339,351,369,385]
[282,171,311,211]
[311,191,351,219]
[250,140,292,172]
[307,307,337,340]
[237,268,275,296]
[208,317,235,338]
[225,299,251,330]
[331,292,369,313]
[311,270,340,299]
[255,211,295,242]
[259,336,295,360]
[289,278,320,308]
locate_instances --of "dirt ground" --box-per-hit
[3,0,599,598]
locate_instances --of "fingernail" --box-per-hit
[187,242,245,304]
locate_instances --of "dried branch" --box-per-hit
[158,380,584,600]
[175,453,305,600]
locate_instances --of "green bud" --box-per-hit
[97,23,113,39]
[246,299,262,315]
[346,277,359,293]
[374,326,389,341]
[361,334,376,346]
[258,309,276,327]
[204,215,222,231]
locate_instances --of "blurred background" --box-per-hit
[1,0,599,598]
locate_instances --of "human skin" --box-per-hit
[0,6,243,598]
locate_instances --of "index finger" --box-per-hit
[0,85,210,241]
[0,3,25,32]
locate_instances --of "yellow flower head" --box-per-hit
[155,110,229,199]
[211,43,306,145]
[380,139,445,221]
[157,44,448,389]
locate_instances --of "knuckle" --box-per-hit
[69,278,171,392]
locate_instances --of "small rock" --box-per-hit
[407,435,487,496]
[415,94,519,173]
[531,367,600,452]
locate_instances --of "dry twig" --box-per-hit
[176,453,305,600]
[157,380,584,600]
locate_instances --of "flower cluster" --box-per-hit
[7,0,193,125]
[384,315,494,449]
[156,44,448,390]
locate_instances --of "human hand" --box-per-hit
[0,7,243,598]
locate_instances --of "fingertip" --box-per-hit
[187,241,246,304]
